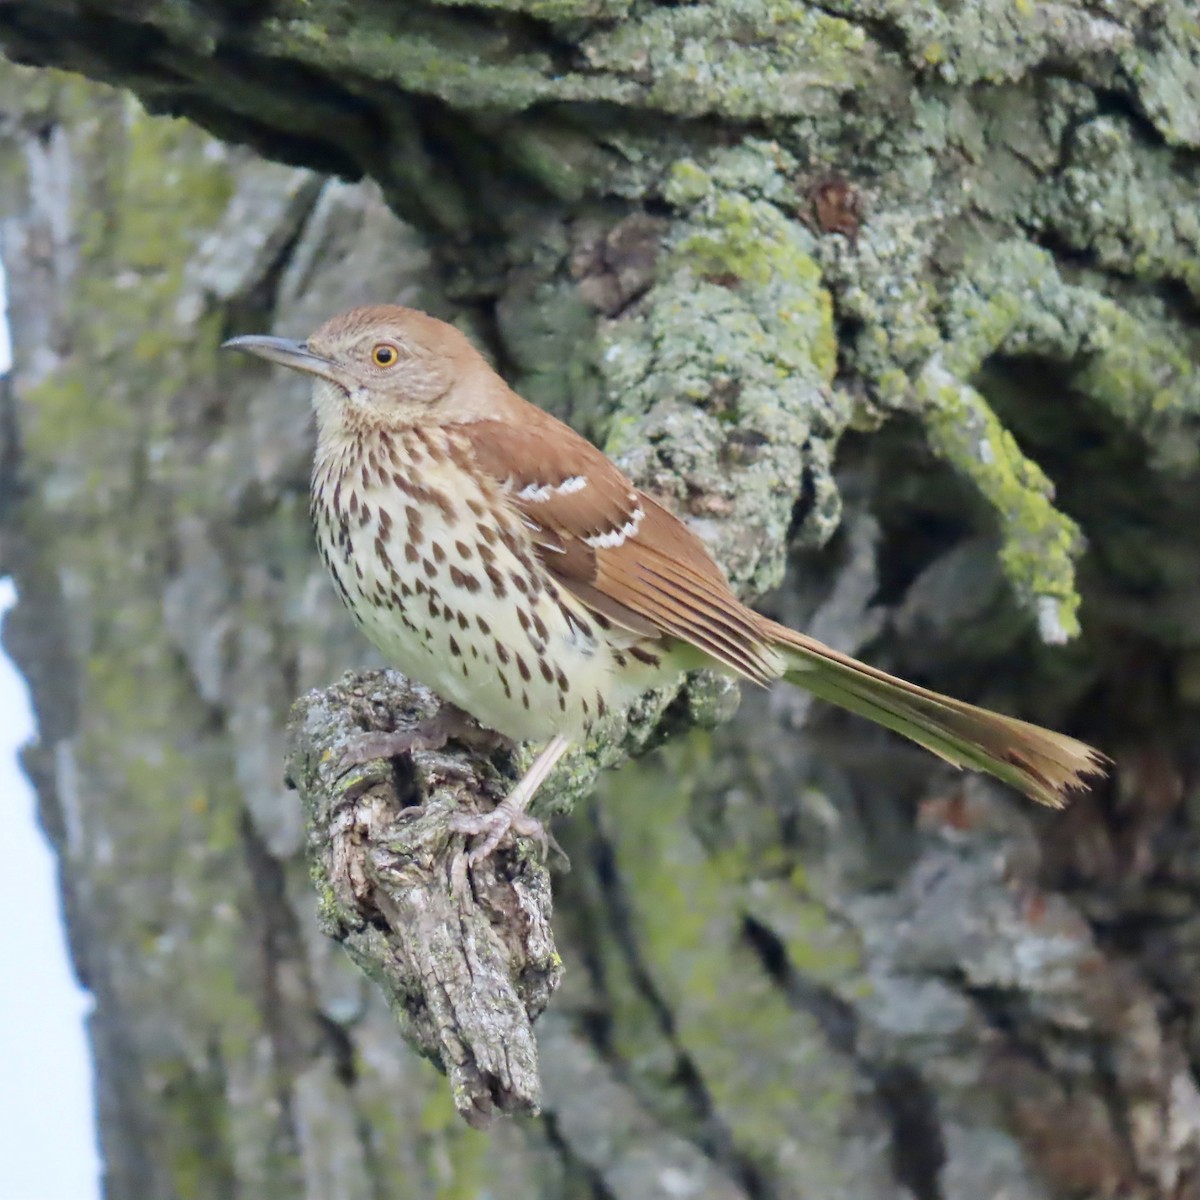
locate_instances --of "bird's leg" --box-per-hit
[337,702,508,773]
[451,734,572,865]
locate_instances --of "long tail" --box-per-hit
[760,619,1107,807]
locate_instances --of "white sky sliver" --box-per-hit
[0,258,101,1199]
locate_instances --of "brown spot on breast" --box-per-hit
[427,486,455,521]
[401,430,424,464]
[405,506,423,544]
[517,609,531,635]
[511,574,529,596]
[330,569,352,605]
[432,542,446,565]
[476,616,491,636]
[447,437,474,471]
[449,635,461,657]
[521,690,530,709]
[466,498,485,518]
[533,613,549,643]
[556,668,569,693]
[479,525,497,547]
[538,658,554,684]
[422,557,437,579]
[405,542,419,565]
[484,565,507,597]
[390,472,455,521]
[629,645,662,668]
[494,640,510,665]
[516,653,531,683]
[449,565,481,594]
[454,540,472,560]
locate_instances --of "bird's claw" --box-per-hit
[336,728,446,772]
[336,704,505,775]
[450,803,564,867]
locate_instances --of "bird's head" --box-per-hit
[223,304,495,434]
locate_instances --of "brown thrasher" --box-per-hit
[225,305,1106,860]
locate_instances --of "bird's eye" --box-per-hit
[371,343,399,368]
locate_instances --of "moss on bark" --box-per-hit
[3,3,1200,1197]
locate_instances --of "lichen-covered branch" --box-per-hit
[283,670,564,1125]
[5,3,1200,1197]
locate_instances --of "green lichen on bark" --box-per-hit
[834,177,1199,639]
[581,0,867,119]
[241,0,873,121]
[590,736,869,1196]
[1034,114,1200,299]
[944,243,1200,457]
[816,0,1155,87]
[915,362,1083,642]
[1122,0,1200,148]
[8,2,1200,1196]
[260,7,585,113]
[600,146,844,594]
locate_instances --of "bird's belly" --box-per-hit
[314,486,652,743]
[349,573,612,742]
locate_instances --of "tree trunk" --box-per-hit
[1,3,1199,1197]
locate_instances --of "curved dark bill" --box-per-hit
[221,335,331,375]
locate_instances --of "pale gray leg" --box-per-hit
[451,734,572,865]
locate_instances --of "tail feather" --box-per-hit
[760,619,1107,807]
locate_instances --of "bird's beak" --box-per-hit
[221,334,333,378]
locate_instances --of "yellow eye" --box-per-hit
[372,343,398,368]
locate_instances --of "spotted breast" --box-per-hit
[310,424,664,743]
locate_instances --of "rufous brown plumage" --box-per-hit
[224,305,1107,860]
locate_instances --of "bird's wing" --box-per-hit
[453,416,778,684]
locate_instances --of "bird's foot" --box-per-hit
[337,704,507,773]
[450,797,556,865]
[450,735,573,867]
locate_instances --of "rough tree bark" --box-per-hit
[1,3,1199,1198]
